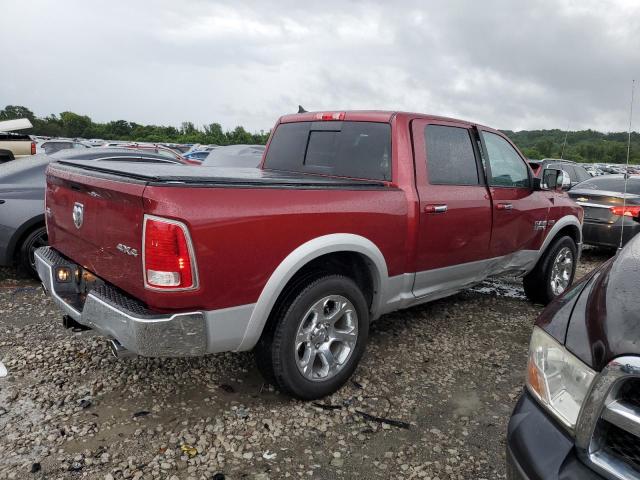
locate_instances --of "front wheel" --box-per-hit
[255,275,369,400]
[523,236,577,305]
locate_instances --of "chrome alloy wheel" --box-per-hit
[294,295,358,381]
[550,246,574,296]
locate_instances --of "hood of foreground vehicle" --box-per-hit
[537,234,640,371]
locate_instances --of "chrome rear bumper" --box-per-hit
[35,246,207,357]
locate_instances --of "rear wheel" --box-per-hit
[19,226,48,279]
[523,236,577,305]
[255,274,369,400]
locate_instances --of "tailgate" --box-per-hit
[45,163,147,299]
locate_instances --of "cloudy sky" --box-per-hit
[1,0,638,133]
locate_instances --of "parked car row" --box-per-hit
[6,128,267,168]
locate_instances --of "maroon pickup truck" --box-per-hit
[36,111,583,399]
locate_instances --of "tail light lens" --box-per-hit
[610,205,640,218]
[143,216,198,290]
[31,141,36,155]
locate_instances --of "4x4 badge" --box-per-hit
[72,202,84,229]
[534,220,548,231]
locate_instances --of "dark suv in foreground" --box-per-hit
[507,232,640,479]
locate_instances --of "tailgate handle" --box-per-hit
[496,203,513,211]
[425,204,448,214]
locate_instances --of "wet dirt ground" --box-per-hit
[0,247,613,479]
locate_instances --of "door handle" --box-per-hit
[425,204,448,214]
[496,203,513,211]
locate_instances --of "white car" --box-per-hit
[35,139,89,155]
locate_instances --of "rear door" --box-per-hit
[411,120,493,297]
[478,129,552,257]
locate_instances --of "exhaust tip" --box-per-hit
[108,339,136,359]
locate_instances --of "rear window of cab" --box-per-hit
[263,121,391,181]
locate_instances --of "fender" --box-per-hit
[236,233,389,351]
[535,214,583,263]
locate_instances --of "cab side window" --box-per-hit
[481,132,530,188]
[424,125,480,185]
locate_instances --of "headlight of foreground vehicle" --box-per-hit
[527,327,597,432]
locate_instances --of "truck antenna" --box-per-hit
[619,79,636,251]
[298,105,308,113]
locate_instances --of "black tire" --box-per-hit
[255,274,369,400]
[19,226,48,279]
[523,235,577,305]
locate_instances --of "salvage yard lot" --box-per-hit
[0,249,611,479]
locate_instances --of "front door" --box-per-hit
[411,120,493,298]
[478,129,552,259]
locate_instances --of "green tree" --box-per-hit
[60,111,92,138]
[0,105,36,122]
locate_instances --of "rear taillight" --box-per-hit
[31,141,36,155]
[315,112,345,121]
[610,205,640,218]
[143,215,198,290]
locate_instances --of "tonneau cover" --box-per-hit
[53,160,387,188]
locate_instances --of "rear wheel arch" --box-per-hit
[238,234,388,351]
[9,215,46,263]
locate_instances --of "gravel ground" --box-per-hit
[0,248,612,479]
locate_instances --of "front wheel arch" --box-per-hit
[524,235,578,305]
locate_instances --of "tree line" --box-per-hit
[504,129,640,164]
[1,105,638,163]
[0,105,270,146]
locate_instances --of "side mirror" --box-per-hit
[536,168,565,191]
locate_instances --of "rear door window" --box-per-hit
[424,125,479,185]
[264,121,391,181]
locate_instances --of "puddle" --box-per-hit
[452,391,483,417]
[470,279,527,300]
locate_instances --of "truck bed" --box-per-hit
[45,159,406,313]
[54,160,389,189]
